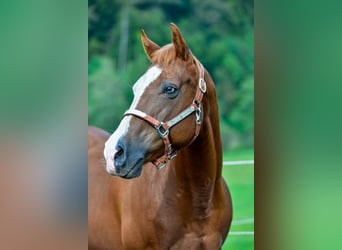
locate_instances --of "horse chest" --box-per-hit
[121,217,221,250]
[120,194,217,249]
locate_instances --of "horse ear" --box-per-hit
[141,29,160,61]
[171,23,190,60]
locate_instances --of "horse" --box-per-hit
[88,23,232,249]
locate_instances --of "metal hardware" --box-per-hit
[156,122,169,138]
[156,150,177,170]
[156,162,167,170]
[169,150,177,160]
[195,105,201,124]
[199,78,207,93]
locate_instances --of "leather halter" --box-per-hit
[123,59,206,170]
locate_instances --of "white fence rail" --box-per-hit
[229,231,254,236]
[223,160,254,166]
[225,159,254,236]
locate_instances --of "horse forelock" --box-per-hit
[151,44,175,67]
[151,44,194,68]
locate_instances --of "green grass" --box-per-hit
[223,148,254,161]
[221,148,254,250]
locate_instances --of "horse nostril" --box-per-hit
[114,141,126,169]
[114,146,124,160]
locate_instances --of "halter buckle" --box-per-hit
[156,122,169,139]
[195,104,201,124]
[155,149,177,170]
[156,161,167,170]
[169,150,177,160]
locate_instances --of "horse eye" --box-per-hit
[164,85,178,98]
[166,86,176,94]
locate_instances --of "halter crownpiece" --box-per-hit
[123,58,206,170]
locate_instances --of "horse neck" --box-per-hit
[172,75,222,217]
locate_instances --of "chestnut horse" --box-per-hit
[88,23,232,249]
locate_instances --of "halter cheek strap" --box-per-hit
[123,59,206,170]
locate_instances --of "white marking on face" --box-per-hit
[104,66,162,174]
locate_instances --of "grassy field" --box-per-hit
[221,148,254,250]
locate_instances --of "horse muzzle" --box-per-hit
[106,137,145,179]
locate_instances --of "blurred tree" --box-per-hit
[88,0,121,57]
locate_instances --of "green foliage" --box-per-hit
[88,0,254,151]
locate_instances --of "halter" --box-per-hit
[123,59,206,170]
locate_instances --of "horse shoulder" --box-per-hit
[119,165,171,248]
[88,127,124,249]
[212,177,233,239]
[188,181,232,250]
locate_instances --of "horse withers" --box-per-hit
[88,23,232,249]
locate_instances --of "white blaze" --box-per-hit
[104,66,162,174]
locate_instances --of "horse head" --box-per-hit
[104,23,207,178]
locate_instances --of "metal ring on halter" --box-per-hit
[156,122,169,139]
[199,78,207,93]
